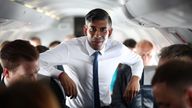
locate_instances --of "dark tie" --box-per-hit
[93,51,101,108]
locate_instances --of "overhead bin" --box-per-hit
[0,0,55,28]
[123,0,192,28]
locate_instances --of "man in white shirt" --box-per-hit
[39,8,144,108]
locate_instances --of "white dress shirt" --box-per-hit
[39,36,143,108]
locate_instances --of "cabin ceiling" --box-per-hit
[1,0,191,47]
[11,0,124,20]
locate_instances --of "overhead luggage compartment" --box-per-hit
[123,0,192,28]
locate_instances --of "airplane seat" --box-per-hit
[112,64,158,108]
[130,65,158,108]
[143,66,157,85]
[50,78,67,108]
[38,74,67,108]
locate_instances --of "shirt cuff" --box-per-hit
[46,66,63,79]
[50,70,63,79]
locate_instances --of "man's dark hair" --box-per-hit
[85,8,112,26]
[0,40,39,71]
[49,41,61,48]
[0,41,10,49]
[36,45,49,53]
[159,44,192,60]
[152,60,192,91]
[123,39,137,49]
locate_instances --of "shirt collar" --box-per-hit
[85,38,105,56]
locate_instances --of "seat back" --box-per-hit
[130,65,158,108]
[143,66,157,85]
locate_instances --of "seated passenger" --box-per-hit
[0,82,60,108]
[36,45,49,53]
[0,40,39,86]
[0,41,10,79]
[49,41,61,49]
[29,36,41,47]
[123,38,137,51]
[151,44,192,108]
[0,40,67,108]
[158,44,192,65]
[136,40,156,66]
[152,60,192,108]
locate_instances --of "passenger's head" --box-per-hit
[0,40,39,85]
[123,38,137,50]
[136,40,154,65]
[0,41,10,74]
[158,44,192,66]
[0,82,60,108]
[0,41,10,50]
[29,36,41,46]
[84,8,113,50]
[152,60,192,108]
[49,41,61,49]
[36,45,49,53]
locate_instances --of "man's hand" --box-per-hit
[59,72,78,99]
[123,76,140,102]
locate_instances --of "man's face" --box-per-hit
[137,44,153,65]
[153,83,188,108]
[84,19,112,50]
[6,60,39,85]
